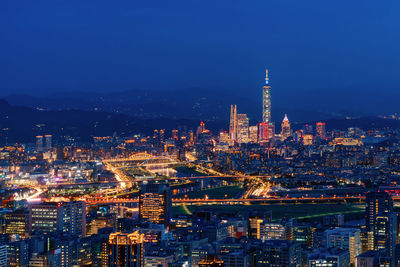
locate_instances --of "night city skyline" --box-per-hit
[1,1,400,267]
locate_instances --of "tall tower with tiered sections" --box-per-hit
[262,69,271,124]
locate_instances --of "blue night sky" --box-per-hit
[1,0,400,113]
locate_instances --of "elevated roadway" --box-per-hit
[83,195,373,206]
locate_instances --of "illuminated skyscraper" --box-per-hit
[268,123,275,140]
[4,210,31,239]
[325,228,361,265]
[259,122,275,142]
[139,183,171,226]
[229,104,238,141]
[30,201,86,237]
[45,134,52,150]
[258,69,275,142]
[281,114,291,141]
[237,113,249,144]
[249,126,258,142]
[219,131,229,143]
[316,122,327,140]
[374,213,396,259]
[365,191,393,231]
[249,217,264,239]
[258,122,268,141]
[107,232,145,267]
[262,69,271,124]
[36,136,43,152]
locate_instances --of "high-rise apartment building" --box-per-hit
[30,202,58,234]
[365,191,393,231]
[237,114,249,144]
[374,212,396,259]
[0,244,6,267]
[139,183,171,226]
[63,202,86,236]
[360,228,374,253]
[7,240,29,267]
[281,114,291,141]
[30,201,86,237]
[107,232,145,267]
[324,228,361,265]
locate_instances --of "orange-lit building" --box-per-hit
[316,122,327,140]
[199,256,224,267]
[281,114,291,141]
[237,113,249,144]
[249,126,258,143]
[303,134,314,146]
[106,231,145,267]
[139,183,171,226]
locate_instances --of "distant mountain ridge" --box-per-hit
[0,99,399,145]
[3,89,343,123]
[0,99,225,144]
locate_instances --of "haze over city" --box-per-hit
[1,0,400,115]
